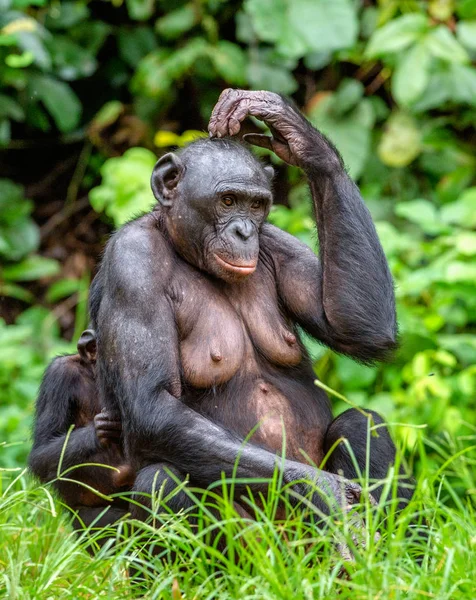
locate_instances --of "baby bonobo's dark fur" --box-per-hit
[89,90,412,532]
[29,330,134,542]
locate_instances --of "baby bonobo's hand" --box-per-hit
[208,88,341,173]
[94,410,122,448]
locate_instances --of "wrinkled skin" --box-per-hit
[90,89,412,555]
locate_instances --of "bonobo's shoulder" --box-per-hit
[108,213,167,255]
[105,213,173,279]
[261,223,317,260]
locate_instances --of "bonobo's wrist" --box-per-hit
[301,150,344,179]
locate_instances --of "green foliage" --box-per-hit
[0,179,38,261]
[90,147,157,227]
[1,4,476,594]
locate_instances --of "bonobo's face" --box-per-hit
[151,139,273,282]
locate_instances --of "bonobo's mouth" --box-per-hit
[214,254,257,275]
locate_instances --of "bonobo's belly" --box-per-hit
[187,370,332,467]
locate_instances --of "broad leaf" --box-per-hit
[365,13,428,57]
[392,41,432,106]
[309,96,375,179]
[245,0,358,59]
[28,75,81,132]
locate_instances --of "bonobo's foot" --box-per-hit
[94,410,122,448]
[284,464,377,562]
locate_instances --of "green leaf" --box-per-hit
[208,41,247,85]
[44,2,89,29]
[441,188,476,227]
[46,36,97,81]
[118,26,157,68]
[309,96,375,179]
[126,0,155,21]
[0,219,39,261]
[330,79,364,116]
[15,31,51,70]
[90,147,157,227]
[247,61,298,95]
[2,256,60,282]
[425,26,469,63]
[0,119,10,146]
[457,20,476,50]
[46,278,82,303]
[28,75,81,132]
[454,232,476,256]
[0,283,34,303]
[245,0,358,59]
[446,261,476,282]
[156,3,196,40]
[5,50,34,68]
[393,41,432,106]
[378,112,421,167]
[395,199,441,234]
[365,13,428,57]
[0,94,24,121]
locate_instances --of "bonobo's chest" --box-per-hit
[170,260,302,389]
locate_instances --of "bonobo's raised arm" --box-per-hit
[209,90,397,363]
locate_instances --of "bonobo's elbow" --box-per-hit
[28,448,51,484]
[357,329,399,365]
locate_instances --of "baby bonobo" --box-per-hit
[29,330,134,544]
[90,89,412,540]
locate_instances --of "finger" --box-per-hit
[209,88,240,137]
[242,133,274,152]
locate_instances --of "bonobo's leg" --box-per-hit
[323,409,414,508]
[131,463,196,523]
[72,504,129,553]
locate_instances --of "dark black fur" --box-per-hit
[88,91,410,526]
[29,331,133,545]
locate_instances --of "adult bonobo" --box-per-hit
[90,89,411,526]
[29,330,134,539]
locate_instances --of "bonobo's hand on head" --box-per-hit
[208,89,342,174]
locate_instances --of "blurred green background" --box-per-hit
[0,0,475,493]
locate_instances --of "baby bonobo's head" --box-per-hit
[151,137,274,282]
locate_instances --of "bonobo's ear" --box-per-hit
[150,152,185,207]
[264,165,274,182]
[78,329,97,363]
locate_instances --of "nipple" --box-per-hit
[284,331,297,346]
[259,383,269,394]
[211,350,222,363]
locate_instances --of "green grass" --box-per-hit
[1,435,475,600]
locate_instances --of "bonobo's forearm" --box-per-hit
[132,389,293,492]
[306,161,397,361]
[29,424,100,483]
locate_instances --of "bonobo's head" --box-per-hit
[151,138,274,282]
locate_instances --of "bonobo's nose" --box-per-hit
[233,220,253,241]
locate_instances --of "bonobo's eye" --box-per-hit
[222,195,236,207]
[251,199,262,209]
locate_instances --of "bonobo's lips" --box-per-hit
[214,254,257,275]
